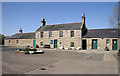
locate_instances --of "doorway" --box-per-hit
[33,40,36,47]
[54,40,57,48]
[112,39,117,50]
[92,39,97,49]
[82,40,87,50]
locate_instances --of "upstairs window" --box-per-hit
[71,31,74,37]
[60,31,63,37]
[106,39,109,45]
[49,31,52,38]
[40,32,43,38]
[16,40,19,44]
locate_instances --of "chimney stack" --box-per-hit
[82,12,85,24]
[19,28,23,33]
[41,18,46,26]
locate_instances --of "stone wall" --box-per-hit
[36,30,82,49]
[5,39,34,47]
[82,38,119,51]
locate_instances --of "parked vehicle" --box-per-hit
[44,45,50,48]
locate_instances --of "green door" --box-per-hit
[54,40,57,48]
[33,40,36,47]
[113,39,117,50]
[92,39,97,49]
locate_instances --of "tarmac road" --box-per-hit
[2,46,118,74]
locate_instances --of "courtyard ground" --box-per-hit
[2,46,118,74]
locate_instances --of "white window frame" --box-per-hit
[40,42,43,46]
[106,39,110,45]
[59,31,63,38]
[70,30,74,38]
[16,40,19,44]
[70,42,74,47]
[9,40,11,44]
[40,32,43,38]
[49,31,52,38]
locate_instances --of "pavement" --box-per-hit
[2,46,119,74]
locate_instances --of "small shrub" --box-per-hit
[36,44,39,48]
[25,51,29,54]
[119,48,120,52]
[24,48,29,51]
[34,51,36,54]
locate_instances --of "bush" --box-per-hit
[24,48,29,51]
[119,48,120,52]
[17,48,37,54]
[25,51,29,54]
[36,44,39,48]
[0,34,6,45]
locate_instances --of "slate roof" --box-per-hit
[36,22,82,32]
[5,32,35,39]
[83,28,120,38]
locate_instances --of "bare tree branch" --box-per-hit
[109,3,119,28]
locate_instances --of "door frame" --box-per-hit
[33,39,36,47]
[82,39,87,50]
[54,39,57,48]
[112,39,117,50]
[92,39,97,50]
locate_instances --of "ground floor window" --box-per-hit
[106,39,109,45]
[9,40,11,44]
[40,42,43,46]
[70,42,74,47]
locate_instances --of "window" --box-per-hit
[70,42,74,47]
[40,32,43,38]
[49,31,52,38]
[106,39,109,45]
[9,40,11,44]
[40,42,43,46]
[59,31,63,37]
[71,31,74,37]
[16,40,19,44]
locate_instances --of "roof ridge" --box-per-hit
[16,32,35,34]
[45,22,82,26]
[88,28,118,31]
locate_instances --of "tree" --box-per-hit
[109,2,120,28]
[0,34,6,45]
